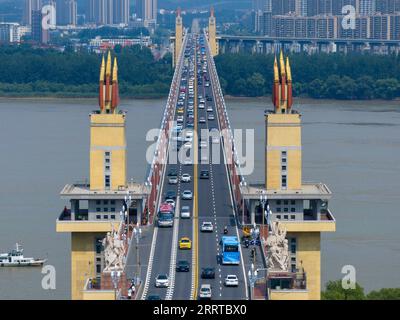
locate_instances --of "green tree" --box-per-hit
[245,73,265,97]
[375,78,400,100]
[367,288,400,300]
[321,280,365,300]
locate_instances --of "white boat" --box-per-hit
[0,243,46,267]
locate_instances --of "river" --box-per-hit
[0,97,399,299]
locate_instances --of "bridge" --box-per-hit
[134,31,250,300]
[57,10,336,301]
[218,34,400,54]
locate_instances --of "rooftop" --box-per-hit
[60,181,150,200]
[241,182,332,200]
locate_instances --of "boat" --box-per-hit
[0,243,46,267]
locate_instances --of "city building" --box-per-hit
[0,23,22,43]
[135,0,145,19]
[56,52,149,300]
[31,9,49,44]
[113,0,130,25]
[241,52,336,300]
[144,0,157,27]
[56,0,77,26]
[24,0,42,26]
[89,36,152,53]
[375,0,400,14]
[88,0,130,25]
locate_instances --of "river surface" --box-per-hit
[0,97,399,299]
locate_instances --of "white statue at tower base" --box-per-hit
[266,221,289,272]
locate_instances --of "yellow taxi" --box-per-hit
[177,108,184,114]
[179,237,192,250]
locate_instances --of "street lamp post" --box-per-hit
[111,271,121,300]
[133,226,142,287]
[260,191,267,240]
[248,263,258,300]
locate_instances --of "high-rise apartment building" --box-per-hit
[144,0,157,25]
[32,9,49,44]
[56,0,77,26]
[24,0,42,26]
[89,0,129,25]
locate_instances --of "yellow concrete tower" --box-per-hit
[263,52,335,300]
[174,7,183,68]
[265,51,300,191]
[57,52,128,300]
[90,52,126,191]
[208,7,219,56]
[242,51,336,300]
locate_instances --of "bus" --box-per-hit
[157,203,174,228]
[221,236,240,265]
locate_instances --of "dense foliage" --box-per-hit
[215,53,400,100]
[322,280,400,300]
[0,45,173,98]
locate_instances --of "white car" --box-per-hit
[198,103,205,109]
[180,205,191,219]
[155,274,169,288]
[224,275,239,287]
[200,222,213,232]
[165,198,176,208]
[182,190,193,200]
[177,116,184,123]
[199,284,212,300]
[199,141,208,149]
[183,158,193,165]
[168,176,178,184]
[207,106,213,112]
[181,173,191,182]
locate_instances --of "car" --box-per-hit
[165,198,175,208]
[201,221,214,232]
[182,190,193,200]
[168,175,178,184]
[199,284,212,300]
[146,295,162,300]
[165,190,176,200]
[176,260,190,272]
[177,108,184,114]
[179,237,192,250]
[207,106,213,112]
[168,169,178,177]
[199,117,206,124]
[206,96,213,102]
[201,267,215,279]
[224,275,239,287]
[183,142,192,149]
[199,98,205,104]
[205,82,210,87]
[183,158,193,165]
[200,170,209,179]
[198,103,205,109]
[155,274,169,288]
[181,173,191,182]
[177,116,184,123]
[208,114,215,121]
[180,205,191,218]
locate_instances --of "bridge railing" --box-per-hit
[203,30,246,225]
[143,31,189,225]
